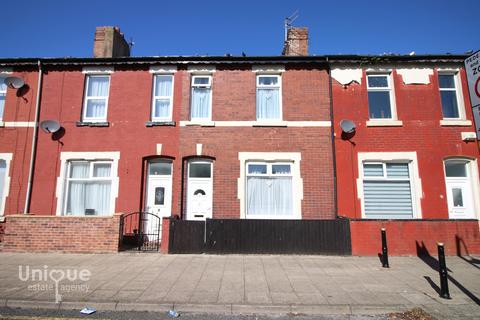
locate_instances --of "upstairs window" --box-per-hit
[0,77,6,121]
[64,160,113,216]
[152,75,174,121]
[256,75,281,120]
[83,75,110,122]
[190,75,212,121]
[439,73,461,119]
[367,74,394,119]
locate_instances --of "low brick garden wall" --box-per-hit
[350,219,480,256]
[2,214,122,253]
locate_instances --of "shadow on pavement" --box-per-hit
[416,241,480,306]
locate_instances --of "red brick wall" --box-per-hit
[0,221,5,245]
[0,68,39,215]
[179,66,334,219]
[160,217,170,253]
[350,220,480,256]
[333,67,479,219]
[28,67,181,216]
[3,214,122,253]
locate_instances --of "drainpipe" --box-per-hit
[326,57,339,218]
[23,60,43,214]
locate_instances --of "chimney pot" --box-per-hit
[282,27,309,56]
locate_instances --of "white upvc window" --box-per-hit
[0,153,12,219]
[152,74,174,121]
[0,76,7,121]
[357,152,422,219]
[190,75,212,121]
[82,75,111,122]
[63,160,113,216]
[56,152,119,216]
[438,72,464,120]
[366,73,396,120]
[256,75,282,120]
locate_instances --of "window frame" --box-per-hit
[366,72,397,121]
[190,75,213,121]
[256,74,283,121]
[357,152,422,219]
[62,160,114,216]
[0,76,7,121]
[151,74,174,122]
[56,152,120,216]
[82,74,111,123]
[0,153,12,220]
[438,71,465,120]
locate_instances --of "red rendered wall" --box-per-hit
[350,220,480,256]
[333,68,479,219]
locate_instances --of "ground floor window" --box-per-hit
[57,152,119,216]
[246,162,293,217]
[357,152,422,219]
[238,152,302,219]
[0,153,12,218]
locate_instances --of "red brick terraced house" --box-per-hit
[0,26,478,255]
[330,56,480,255]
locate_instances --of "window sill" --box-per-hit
[440,119,472,126]
[253,121,288,127]
[181,120,216,127]
[145,121,176,127]
[366,120,403,127]
[0,216,5,222]
[76,121,110,127]
[0,121,4,127]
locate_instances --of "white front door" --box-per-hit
[187,161,213,221]
[145,160,172,239]
[444,160,475,219]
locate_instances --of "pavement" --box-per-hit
[0,253,479,319]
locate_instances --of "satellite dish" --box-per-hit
[4,76,25,89]
[40,120,61,133]
[340,119,356,134]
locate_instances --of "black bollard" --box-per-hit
[437,243,451,299]
[381,228,389,268]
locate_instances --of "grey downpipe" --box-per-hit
[326,58,338,217]
[23,60,43,214]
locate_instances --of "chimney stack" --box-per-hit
[282,27,309,56]
[93,26,130,58]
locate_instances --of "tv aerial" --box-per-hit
[284,10,299,41]
[4,76,25,89]
[40,120,61,133]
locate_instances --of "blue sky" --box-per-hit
[1,0,478,58]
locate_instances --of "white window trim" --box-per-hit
[438,71,467,121]
[82,74,111,123]
[238,152,302,220]
[55,152,120,216]
[179,120,331,127]
[366,72,399,122]
[252,65,285,73]
[0,153,13,220]
[187,65,216,73]
[190,75,213,121]
[149,65,177,74]
[357,152,422,219]
[0,75,6,122]
[256,74,283,121]
[443,157,480,219]
[151,74,174,122]
[82,67,114,74]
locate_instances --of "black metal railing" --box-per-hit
[120,212,162,251]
